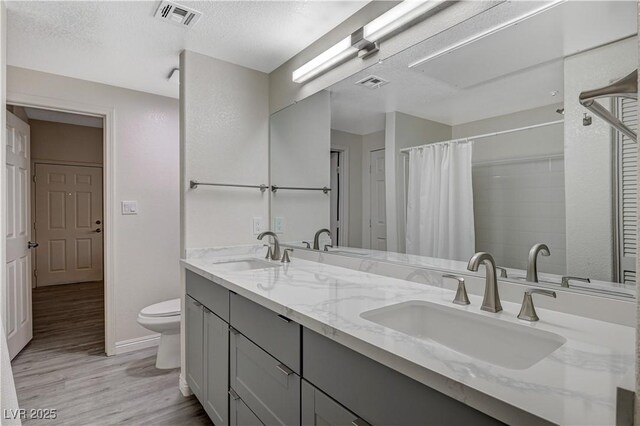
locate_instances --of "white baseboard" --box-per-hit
[115,334,160,355]
[179,374,192,397]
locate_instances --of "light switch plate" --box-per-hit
[252,217,265,235]
[274,217,285,234]
[121,201,138,215]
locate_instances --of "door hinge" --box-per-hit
[369,164,372,173]
[369,219,372,228]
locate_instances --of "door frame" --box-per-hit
[329,145,349,247]
[7,92,116,356]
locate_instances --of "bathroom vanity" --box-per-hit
[181,247,634,426]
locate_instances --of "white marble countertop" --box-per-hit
[182,246,634,426]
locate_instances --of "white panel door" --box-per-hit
[5,111,32,359]
[370,149,386,250]
[35,164,103,286]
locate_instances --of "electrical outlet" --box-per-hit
[252,217,265,235]
[274,217,285,234]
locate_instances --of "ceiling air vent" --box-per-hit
[154,1,202,28]
[355,75,390,90]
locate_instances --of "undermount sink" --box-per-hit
[361,300,566,370]
[211,258,280,272]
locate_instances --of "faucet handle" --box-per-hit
[263,244,273,260]
[561,276,590,288]
[496,266,508,278]
[518,288,556,321]
[324,244,333,252]
[302,241,311,249]
[282,248,293,263]
[443,274,470,306]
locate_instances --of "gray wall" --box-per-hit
[180,50,269,250]
[271,91,331,244]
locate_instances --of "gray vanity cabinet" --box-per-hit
[203,309,229,425]
[229,394,264,426]
[303,329,502,426]
[230,330,301,425]
[185,295,205,401]
[302,380,366,426]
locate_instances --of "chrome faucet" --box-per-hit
[561,276,590,288]
[526,243,550,283]
[313,228,332,250]
[467,252,502,313]
[257,231,281,261]
[517,289,556,322]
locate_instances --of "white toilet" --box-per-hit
[137,298,181,369]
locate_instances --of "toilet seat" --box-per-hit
[140,298,181,318]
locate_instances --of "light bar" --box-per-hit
[291,1,448,84]
[363,1,444,43]
[292,36,358,83]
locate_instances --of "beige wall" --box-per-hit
[30,119,102,164]
[8,66,180,352]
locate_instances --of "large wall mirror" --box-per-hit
[269,1,638,298]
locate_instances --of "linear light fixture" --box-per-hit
[292,36,357,84]
[292,0,448,84]
[408,0,565,69]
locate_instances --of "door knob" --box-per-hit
[95,228,102,233]
[96,220,102,225]
[27,241,39,249]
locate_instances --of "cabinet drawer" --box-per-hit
[303,329,502,426]
[230,331,300,426]
[230,293,300,373]
[302,380,365,426]
[230,393,264,426]
[186,269,229,322]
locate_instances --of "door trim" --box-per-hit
[7,92,116,356]
[330,145,349,247]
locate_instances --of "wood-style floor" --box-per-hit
[11,281,211,425]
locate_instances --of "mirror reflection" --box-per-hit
[270,1,638,297]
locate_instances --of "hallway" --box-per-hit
[11,282,210,425]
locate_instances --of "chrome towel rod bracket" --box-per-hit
[189,180,269,192]
[271,185,331,194]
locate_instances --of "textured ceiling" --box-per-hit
[7,1,368,98]
[328,1,638,135]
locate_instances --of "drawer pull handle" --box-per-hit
[228,388,240,400]
[352,419,371,426]
[276,363,294,376]
[277,314,292,323]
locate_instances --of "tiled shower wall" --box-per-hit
[472,157,566,275]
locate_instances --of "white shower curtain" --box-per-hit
[405,140,475,261]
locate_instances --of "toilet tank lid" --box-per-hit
[141,298,181,317]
